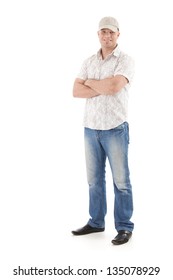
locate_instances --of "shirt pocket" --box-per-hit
[87,61,100,79]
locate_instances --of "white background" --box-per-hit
[0,0,173,279]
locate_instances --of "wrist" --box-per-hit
[85,79,91,87]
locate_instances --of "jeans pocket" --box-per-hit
[116,122,130,144]
[125,122,130,144]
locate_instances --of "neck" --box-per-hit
[101,44,117,59]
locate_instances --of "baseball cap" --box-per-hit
[98,16,119,32]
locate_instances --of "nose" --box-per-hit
[104,32,111,37]
[103,31,112,39]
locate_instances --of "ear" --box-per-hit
[117,32,120,37]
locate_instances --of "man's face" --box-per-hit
[98,28,120,49]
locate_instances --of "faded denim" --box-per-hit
[84,122,134,232]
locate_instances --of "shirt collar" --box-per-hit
[97,45,120,59]
[112,45,121,57]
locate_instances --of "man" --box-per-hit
[72,17,134,245]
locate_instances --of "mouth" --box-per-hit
[104,40,112,44]
[104,38,112,42]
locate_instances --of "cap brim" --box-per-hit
[99,24,118,32]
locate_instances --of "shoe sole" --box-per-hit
[111,239,129,245]
[72,229,105,235]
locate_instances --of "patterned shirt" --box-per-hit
[77,46,135,130]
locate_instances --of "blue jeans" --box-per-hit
[84,122,134,232]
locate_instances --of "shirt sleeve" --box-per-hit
[76,58,88,81]
[114,54,135,85]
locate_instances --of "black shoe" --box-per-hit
[72,224,105,235]
[111,230,132,245]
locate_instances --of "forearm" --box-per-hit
[73,79,100,98]
[85,75,128,95]
[85,78,114,95]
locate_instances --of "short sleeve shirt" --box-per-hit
[77,46,135,130]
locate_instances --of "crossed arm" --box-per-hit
[73,75,128,98]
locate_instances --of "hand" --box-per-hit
[84,79,91,87]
